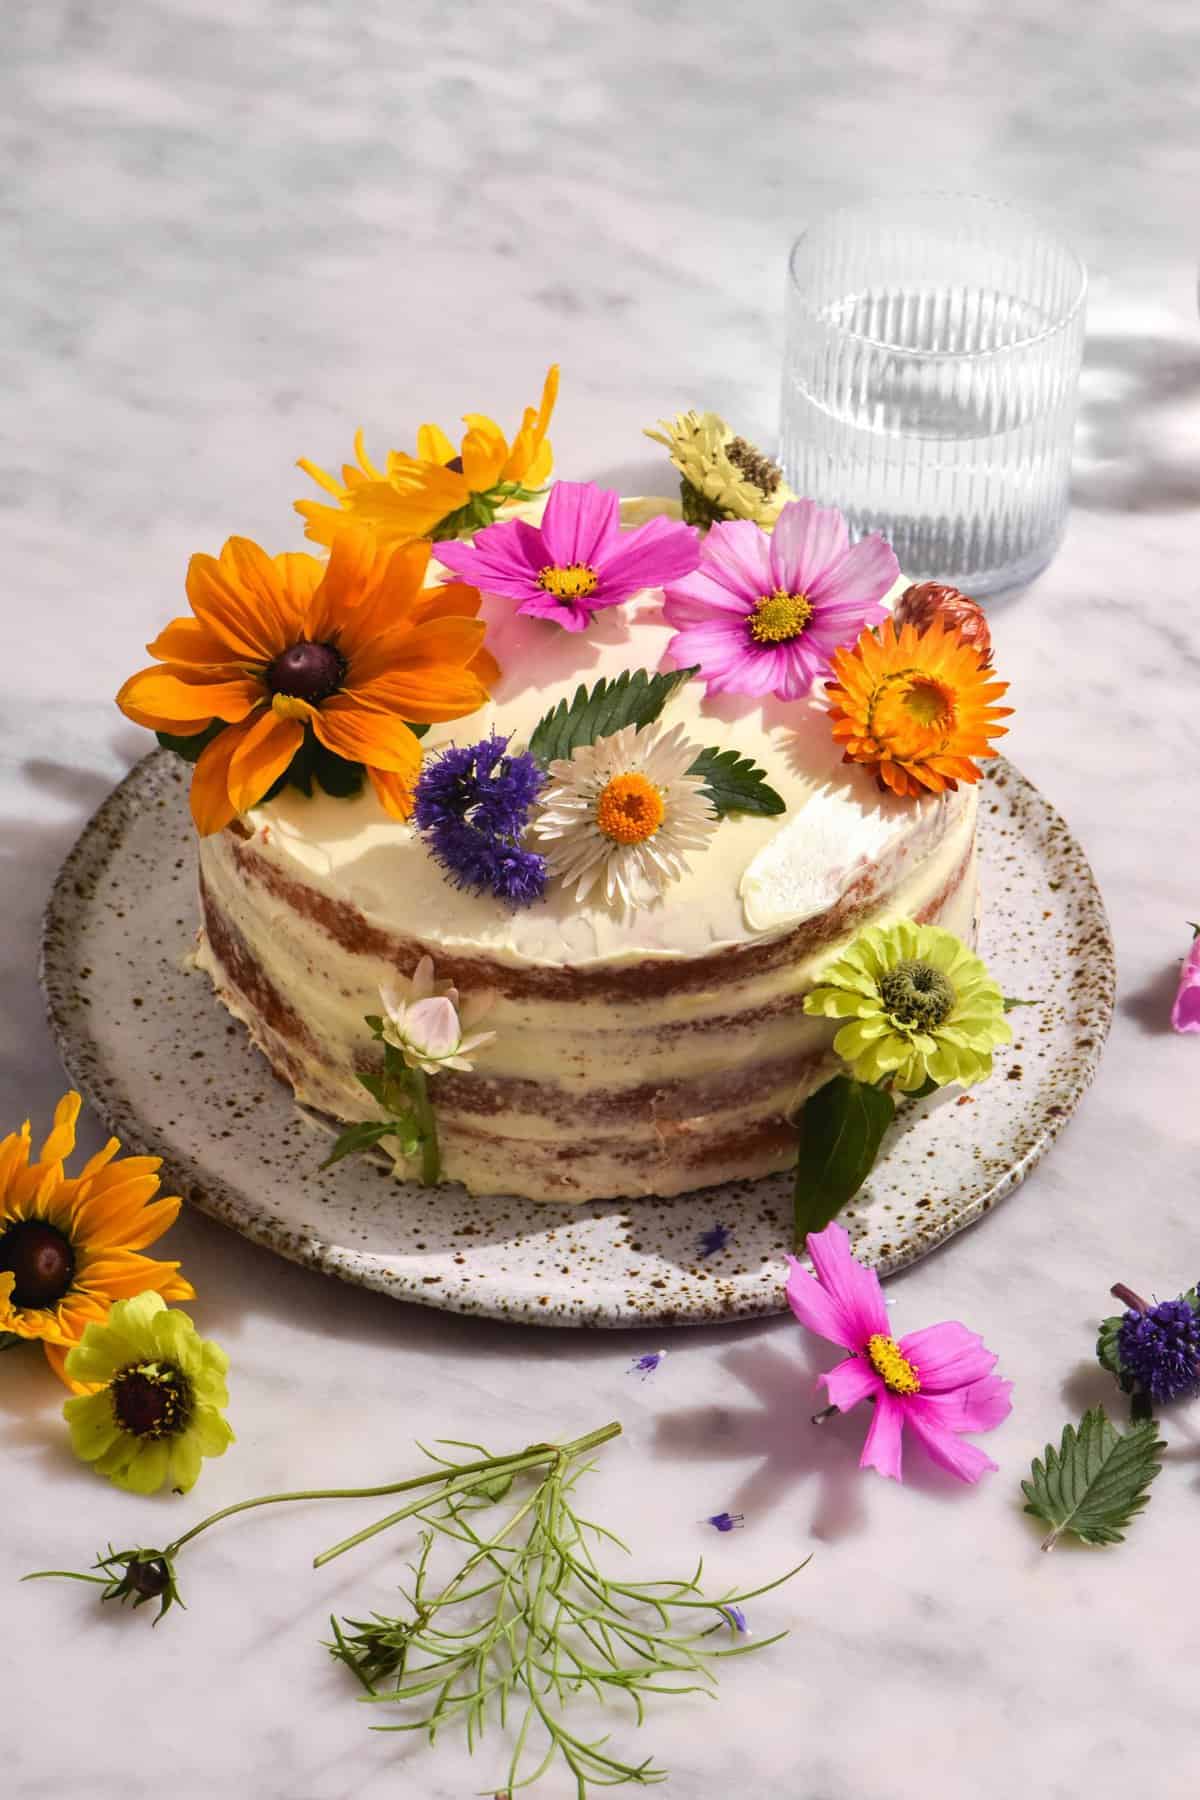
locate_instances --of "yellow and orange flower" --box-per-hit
[0,1091,193,1391]
[825,616,1012,799]
[117,528,499,835]
[295,364,560,549]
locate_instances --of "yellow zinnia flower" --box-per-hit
[644,410,796,530]
[296,364,560,548]
[63,1292,233,1494]
[0,1092,193,1389]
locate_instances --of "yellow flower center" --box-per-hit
[537,563,600,602]
[595,772,666,845]
[866,1333,921,1395]
[749,590,813,644]
[902,675,956,729]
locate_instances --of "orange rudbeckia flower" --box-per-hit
[117,528,498,835]
[0,1091,193,1392]
[295,364,559,549]
[825,616,1012,799]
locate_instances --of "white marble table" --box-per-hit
[4,4,1200,1797]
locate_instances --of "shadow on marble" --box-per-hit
[1119,957,1183,1038]
[1073,333,1200,516]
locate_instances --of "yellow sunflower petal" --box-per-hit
[416,421,457,465]
[37,1091,81,1165]
[459,418,509,492]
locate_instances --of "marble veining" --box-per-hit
[4,3,1200,1797]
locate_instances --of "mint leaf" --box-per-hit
[528,666,698,766]
[1021,1406,1164,1550]
[319,1120,405,1172]
[793,1075,895,1248]
[686,747,785,818]
[155,721,226,764]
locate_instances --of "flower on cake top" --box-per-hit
[644,410,797,530]
[825,615,1011,799]
[1171,924,1200,1034]
[62,1292,233,1494]
[532,719,718,911]
[0,1090,193,1390]
[788,1221,1012,1483]
[803,920,1011,1092]
[433,482,701,633]
[379,957,497,1075]
[296,366,560,547]
[117,529,498,834]
[413,735,548,906]
[660,499,898,700]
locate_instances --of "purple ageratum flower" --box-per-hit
[630,1348,668,1379]
[1116,1298,1200,1403]
[413,735,547,906]
[1171,926,1200,1033]
[697,1223,732,1259]
[660,498,899,700]
[703,1512,744,1533]
[434,481,701,633]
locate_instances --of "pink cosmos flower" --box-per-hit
[1171,927,1200,1033]
[434,482,700,633]
[660,498,899,699]
[786,1222,1011,1483]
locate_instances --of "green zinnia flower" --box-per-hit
[803,920,1011,1092]
[63,1292,233,1495]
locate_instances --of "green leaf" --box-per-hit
[902,1075,940,1101]
[793,1075,895,1247]
[406,722,430,741]
[155,721,226,764]
[0,1331,25,1353]
[528,665,699,766]
[1021,1406,1164,1549]
[686,746,786,818]
[309,739,365,799]
[319,1120,403,1172]
[1004,996,1037,1011]
[1096,1314,1134,1392]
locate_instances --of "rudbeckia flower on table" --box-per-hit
[661,498,898,700]
[434,482,701,633]
[296,365,560,547]
[116,528,499,834]
[788,1221,1012,1482]
[825,615,1011,798]
[63,1292,233,1494]
[0,1091,192,1389]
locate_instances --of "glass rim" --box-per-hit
[786,191,1088,359]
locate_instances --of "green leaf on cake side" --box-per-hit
[319,1119,408,1172]
[527,665,700,766]
[793,1075,895,1248]
[1021,1406,1164,1550]
[686,747,786,818]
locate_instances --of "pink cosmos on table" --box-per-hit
[787,1221,1012,1483]
[1170,927,1200,1034]
[660,498,898,700]
[434,481,700,633]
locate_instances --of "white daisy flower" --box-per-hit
[378,956,497,1075]
[532,721,718,912]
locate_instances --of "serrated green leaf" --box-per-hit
[1096,1314,1134,1392]
[155,721,226,764]
[686,746,786,818]
[528,666,699,766]
[793,1076,894,1248]
[319,1120,404,1172]
[1021,1406,1164,1550]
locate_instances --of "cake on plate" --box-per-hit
[116,381,1011,1208]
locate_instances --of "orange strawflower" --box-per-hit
[117,529,498,835]
[295,365,559,548]
[0,1091,193,1391]
[825,616,1012,799]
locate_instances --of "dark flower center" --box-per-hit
[111,1362,193,1439]
[879,959,956,1031]
[0,1218,76,1308]
[444,455,464,473]
[126,1556,171,1599]
[726,436,783,497]
[267,641,345,704]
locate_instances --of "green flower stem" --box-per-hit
[407,1066,441,1187]
[312,1422,622,1568]
[163,1422,621,1564]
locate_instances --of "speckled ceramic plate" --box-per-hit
[41,750,1113,1327]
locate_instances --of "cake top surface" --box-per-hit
[247,499,971,967]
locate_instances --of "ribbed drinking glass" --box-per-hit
[780,195,1087,597]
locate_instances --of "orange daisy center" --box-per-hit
[537,563,599,602]
[749,590,813,644]
[0,1218,75,1308]
[595,772,665,845]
